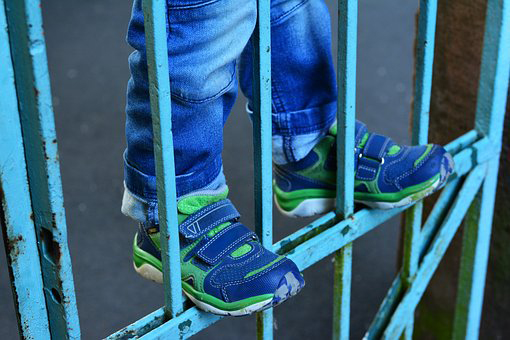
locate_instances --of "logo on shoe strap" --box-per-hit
[187,221,201,235]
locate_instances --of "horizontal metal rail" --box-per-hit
[107,131,497,339]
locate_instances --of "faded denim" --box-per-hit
[123,0,337,224]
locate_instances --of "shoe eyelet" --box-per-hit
[358,152,384,165]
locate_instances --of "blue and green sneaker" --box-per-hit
[273,120,454,217]
[133,187,305,316]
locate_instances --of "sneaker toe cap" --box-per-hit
[398,145,454,190]
[220,257,305,305]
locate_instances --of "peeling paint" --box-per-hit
[51,212,57,228]
[6,235,23,258]
[178,319,191,334]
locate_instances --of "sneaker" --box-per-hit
[273,120,454,217]
[132,187,305,316]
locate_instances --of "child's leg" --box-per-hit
[122,0,304,316]
[240,0,454,217]
[239,0,337,165]
[123,0,256,215]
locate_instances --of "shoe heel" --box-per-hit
[275,196,335,218]
[132,261,163,284]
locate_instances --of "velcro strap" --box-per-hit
[196,223,256,265]
[179,199,240,240]
[362,134,391,161]
[355,157,379,181]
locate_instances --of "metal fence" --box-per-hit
[1,0,509,339]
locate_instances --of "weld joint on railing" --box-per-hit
[469,137,499,166]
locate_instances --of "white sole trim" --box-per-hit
[274,197,335,218]
[133,262,163,284]
[275,177,443,217]
[182,290,273,317]
[133,262,274,316]
[355,177,441,210]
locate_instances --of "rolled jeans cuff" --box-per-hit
[123,150,223,201]
[271,101,337,164]
[271,101,336,136]
[122,165,227,226]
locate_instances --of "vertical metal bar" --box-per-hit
[336,0,357,215]
[142,0,183,317]
[332,244,352,340]
[473,0,510,141]
[401,0,438,337]
[5,0,81,337]
[252,0,273,337]
[0,1,51,337]
[402,207,422,285]
[333,0,357,339]
[452,162,498,340]
[453,0,510,338]
[412,0,438,145]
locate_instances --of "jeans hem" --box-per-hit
[123,150,223,201]
[272,101,336,136]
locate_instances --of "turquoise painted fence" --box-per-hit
[0,0,509,339]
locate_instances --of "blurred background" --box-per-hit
[0,0,419,338]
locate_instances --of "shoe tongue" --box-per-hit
[176,186,229,224]
[177,186,252,258]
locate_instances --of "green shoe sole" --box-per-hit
[274,173,443,217]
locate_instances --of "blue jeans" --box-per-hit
[123,0,337,225]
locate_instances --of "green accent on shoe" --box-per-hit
[135,229,220,293]
[244,256,284,279]
[231,244,252,257]
[207,222,230,237]
[177,188,229,215]
[292,136,336,185]
[355,175,381,194]
[329,122,337,136]
[175,187,230,233]
[273,181,336,212]
[354,173,440,203]
[148,231,161,250]
[414,144,433,167]
[181,281,273,312]
[387,145,401,155]
[133,238,274,311]
[180,241,213,292]
[358,133,369,148]
[133,235,162,271]
[175,189,229,224]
